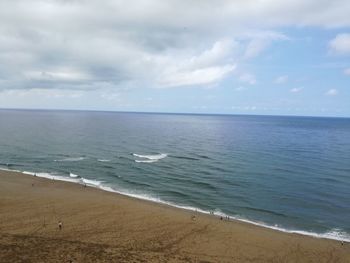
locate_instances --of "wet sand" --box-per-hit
[0,170,349,262]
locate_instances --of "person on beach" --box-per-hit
[58,221,62,230]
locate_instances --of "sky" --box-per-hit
[0,0,349,117]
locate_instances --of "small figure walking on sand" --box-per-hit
[58,221,62,230]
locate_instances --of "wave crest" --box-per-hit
[98,159,111,162]
[55,157,86,162]
[135,159,158,163]
[82,178,102,186]
[69,172,79,178]
[133,153,167,160]
[133,153,167,163]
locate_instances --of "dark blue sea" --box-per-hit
[0,109,349,241]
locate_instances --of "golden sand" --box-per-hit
[0,170,349,262]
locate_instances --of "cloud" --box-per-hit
[244,38,270,59]
[158,65,235,87]
[274,75,288,84]
[239,73,256,85]
[243,31,288,59]
[24,69,90,82]
[329,33,350,55]
[0,0,350,94]
[344,68,350,75]
[290,87,303,93]
[325,89,339,96]
[247,106,257,111]
[231,105,257,111]
[155,39,237,87]
[100,92,121,101]
[0,88,84,99]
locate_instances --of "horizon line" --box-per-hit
[0,107,349,119]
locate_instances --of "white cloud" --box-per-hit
[239,73,256,85]
[244,32,288,59]
[274,75,288,84]
[0,0,349,95]
[187,39,238,69]
[244,38,270,59]
[231,105,257,111]
[100,92,121,101]
[344,68,350,75]
[248,106,257,111]
[155,39,237,87]
[0,88,84,99]
[158,65,235,88]
[329,33,350,55]
[325,89,339,96]
[24,69,90,82]
[290,87,303,93]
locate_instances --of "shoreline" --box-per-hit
[1,167,349,243]
[1,169,350,262]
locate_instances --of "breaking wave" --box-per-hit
[133,153,167,160]
[98,159,111,162]
[135,159,158,163]
[133,153,167,163]
[69,172,80,178]
[55,157,86,162]
[82,178,103,186]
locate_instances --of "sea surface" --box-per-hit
[0,109,349,241]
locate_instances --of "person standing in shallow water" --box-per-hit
[58,221,62,230]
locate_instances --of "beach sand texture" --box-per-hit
[0,170,349,262]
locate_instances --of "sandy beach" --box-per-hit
[0,170,349,262]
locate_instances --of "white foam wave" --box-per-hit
[99,185,117,193]
[132,153,167,164]
[1,167,349,243]
[82,178,103,187]
[98,159,111,162]
[22,171,36,176]
[220,215,350,243]
[69,172,79,178]
[55,157,85,162]
[135,159,158,163]
[0,167,22,173]
[133,153,167,160]
[22,170,82,183]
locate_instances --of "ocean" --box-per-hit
[0,109,349,241]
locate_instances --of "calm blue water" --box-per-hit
[1,109,349,241]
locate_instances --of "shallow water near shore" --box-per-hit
[0,109,349,241]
